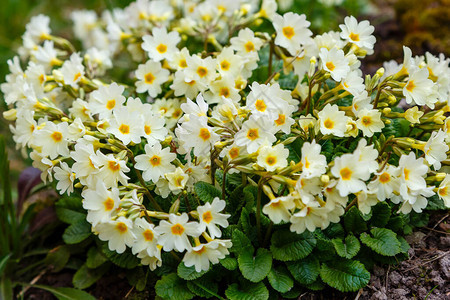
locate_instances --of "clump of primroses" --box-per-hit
[3,0,450,274]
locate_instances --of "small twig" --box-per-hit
[18,268,47,298]
[354,288,363,300]
[422,227,450,235]
[124,286,135,298]
[403,251,449,272]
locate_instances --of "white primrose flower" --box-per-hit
[331,152,370,197]
[216,47,244,77]
[53,162,76,195]
[339,16,376,50]
[289,200,325,234]
[403,67,438,108]
[184,55,217,86]
[135,60,170,97]
[96,216,136,254]
[341,71,365,96]
[356,190,379,215]
[175,117,219,157]
[30,151,54,183]
[318,104,349,137]
[263,194,296,224]
[92,151,130,188]
[197,198,230,239]
[235,116,277,154]
[11,110,37,147]
[368,165,401,201]
[155,213,202,252]
[135,142,176,183]
[82,181,120,226]
[165,167,189,195]
[24,14,51,43]
[141,109,168,144]
[230,28,263,56]
[300,140,327,179]
[89,82,126,119]
[106,106,144,145]
[256,143,289,172]
[356,108,385,137]
[423,130,449,170]
[182,240,225,272]
[137,246,162,271]
[59,52,85,88]
[404,106,424,124]
[71,142,100,186]
[131,218,160,257]
[319,47,350,81]
[273,12,312,55]
[171,69,208,99]
[142,27,180,62]
[398,152,428,192]
[351,91,372,115]
[437,174,450,208]
[33,121,70,159]
[180,94,209,121]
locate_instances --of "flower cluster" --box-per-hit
[3,0,450,274]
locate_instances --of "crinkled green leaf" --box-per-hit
[270,230,316,261]
[426,195,447,210]
[186,277,219,299]
[220,257,238,270]
[344,206,367,234]
[225,282,269,300]
[102,244,139,269]
[238,248,272,283]
[33,286,95,300]
[320,260,370,292]
[267,265,294,293]
[194,182,221,203]
[287,256,320,285]
[72,263,109,289]
[370,202,391,227]
[332,235,360,259]
[177,262,208,280]
[45,246,70,272]
[62,220,91,244]
[86,246,108,269]
[55,196,85,225]
[231,229,253,253]
[155,273,194,300]
[360,228,401,256]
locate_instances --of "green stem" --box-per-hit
[193,281,226,300]
[256,178,265,244]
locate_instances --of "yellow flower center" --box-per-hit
[143,229,154,241]
[145,72,155,84]
[73,72,82,82]
[103,197,115,211]
[266,155,277,166]
[255,99,267,112]
[220,60,230,71]
[108,161,120,172]
[361,116,372,126]
[229,147,239,159]
[194,246,207,255]
[119,124,130,134]
[171,223,185,235]
[324,119,334,129]
[149,155,161,167]
[282,26,295,39]
[179,59,187,68]
[404,168,410,181]
[196,66,208,78]
[51,131,62,142]
[247,128,259,140]
[379,172,391,183]
[275,114,285,126]
[116,222,128,234]
[439,186,448,197]
[106,99,116,110]
[202,211,213,224]
[156,44,167,54]
[349,32,360,41]
[340,167,352,180]
[244,41,255,52]
[199,128,211,141]
[219,87,230,98]
[326,62,335,71]
[144,125,151,135]
[406,80,415,92]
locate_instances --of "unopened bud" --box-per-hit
[376,67,385,78]
[320,174,330,184]
[2,109,17,121]
[169,198,180,214]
